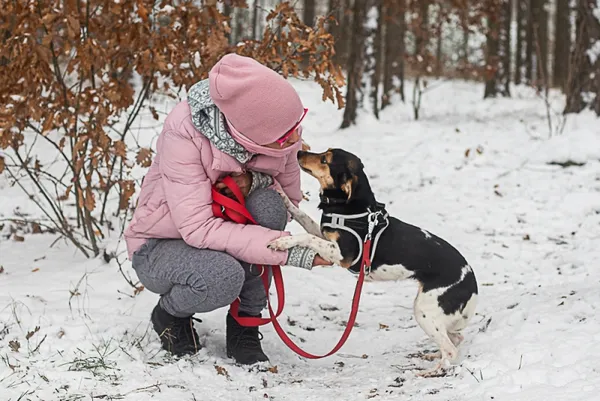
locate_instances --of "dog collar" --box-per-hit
[319,194,349,205]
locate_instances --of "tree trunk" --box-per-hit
[537,0,549,89]
[371,0,384,118]
[564,0,600,115]
[501,0,511,94]
[414,0,431,61]
[341,0,368,128]
[553,0,571,90]
[460,0,469,70]
[251,0,260,40]
[304,0,316,26]
[234,8,245,42]
[484,0,511,98]
[515,0,528,84]
[382,0,405,107]
[525,0,534,82]
[223,3,233,44]
[435,16,443,77]
[328,0,343,60]
[332,0,354,66]
[531,0,548,89]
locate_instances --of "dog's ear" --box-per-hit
[340,172,358,201]
[347,158,364,173]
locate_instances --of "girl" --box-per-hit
[125,54,329,365]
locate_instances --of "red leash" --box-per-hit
[212,176,370,358]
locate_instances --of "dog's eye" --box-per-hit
[321,156,327,164]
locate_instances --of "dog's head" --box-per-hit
[297,148,365,201]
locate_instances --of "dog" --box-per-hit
[268,148,478,377]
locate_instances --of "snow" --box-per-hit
[2,80,600,400]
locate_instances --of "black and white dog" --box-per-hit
[268,148,478,376]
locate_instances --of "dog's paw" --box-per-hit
[321,242,343,264]
[267,237,295,251]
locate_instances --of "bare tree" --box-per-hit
[531,0,549,89]
[515,0,529,84]
[370,0,385,117]
[435,2,447,77]
[382,0,406,107]
[304,0,316,26]
[553,0,571,90]
[484,0,511,98]
[564,0,600,115]
[525,0,534,82]
[341,0,368,128]
[329,0,354,66]
[252,0,260,39]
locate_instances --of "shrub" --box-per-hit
[0,0,344,257]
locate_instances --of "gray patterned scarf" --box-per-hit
[187,79,254,164]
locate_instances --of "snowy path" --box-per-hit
[1,81,599,400]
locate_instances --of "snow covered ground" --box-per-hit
[1,79,600,401]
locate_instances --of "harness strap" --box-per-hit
[321,209,390,273]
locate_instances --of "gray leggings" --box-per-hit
[131,189,287,317]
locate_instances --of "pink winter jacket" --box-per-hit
[124,101,303,265]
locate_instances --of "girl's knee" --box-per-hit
[202,253,246,308]
[246,189,287,230]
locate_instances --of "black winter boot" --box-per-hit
[226,311,269,365]
[151,302,201,357]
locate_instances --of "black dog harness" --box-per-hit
[319,197,390,274]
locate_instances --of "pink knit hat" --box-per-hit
[209,54,305,153]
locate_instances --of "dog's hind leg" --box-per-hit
[275,189,324,238]
[413,289,459,377]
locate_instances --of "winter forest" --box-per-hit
[1,1,600,400]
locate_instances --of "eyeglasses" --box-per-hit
[275,108,308,148]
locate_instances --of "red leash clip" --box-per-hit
[212,176,369,359]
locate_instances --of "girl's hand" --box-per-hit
[312,255,334,267]
[216,172,253,199]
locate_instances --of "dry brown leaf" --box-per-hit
[9,340,20,352]
[134,285,145,296]
[113,140,127,158]
[26,326,40,340]
[149,106,159,120]
[84,187,95,212]
[268,365,278,374]
[214,365,230,379]
[136,0,149,22]
[136,148,153,167]
[32,268,40,272]
[378,323,389,330]
[13,234,25,242]
[57,185,72,201]
[41,114,54,134]
[31,222,42,234]
[119,180,136,210]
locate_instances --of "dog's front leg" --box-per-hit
[268,234,342,265]
[276,190,324,238]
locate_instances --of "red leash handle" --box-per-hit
[212,176,368,358]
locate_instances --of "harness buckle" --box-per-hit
[365,211,381,240]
